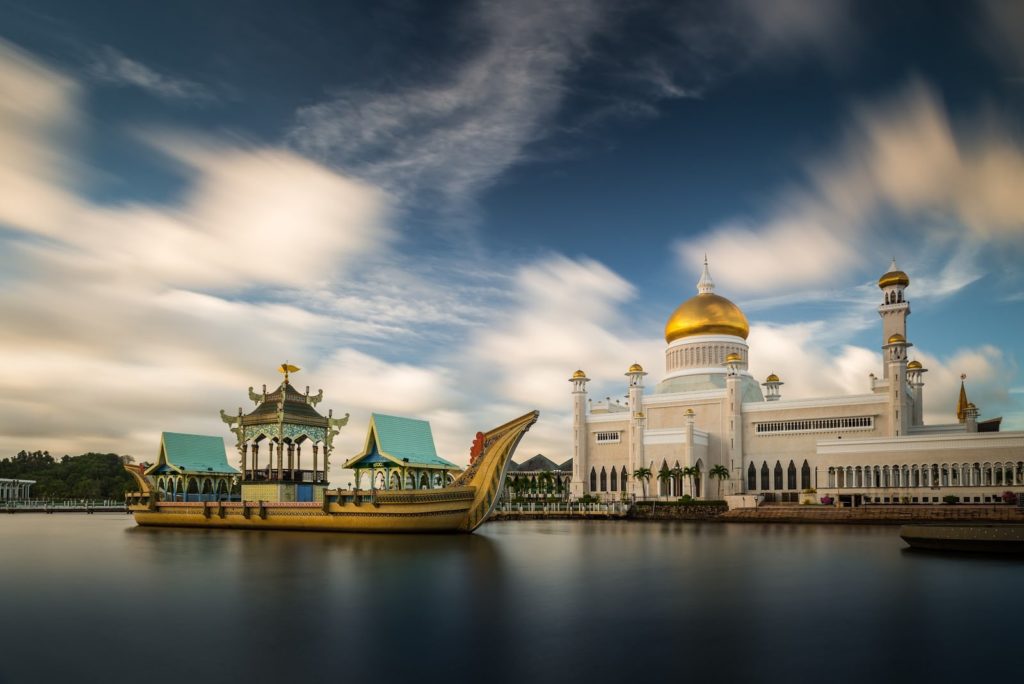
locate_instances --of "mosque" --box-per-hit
[569,259,1023,505]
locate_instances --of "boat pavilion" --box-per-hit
[344,413,461,490]
[145,432,239,502]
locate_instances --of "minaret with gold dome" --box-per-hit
[878,258,910,380]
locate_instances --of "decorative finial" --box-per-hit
[278,362,300,383]
[961,373,967,381]
[697,255,715,294]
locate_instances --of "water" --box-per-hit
[0,515,1020,684]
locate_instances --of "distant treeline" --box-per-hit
[0,451,136,499]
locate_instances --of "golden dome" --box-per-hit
[725,352,742,363]
[878,258,910,289]
[627,363,644,373]
[571,369,586,379]
[665,293,750,343]
[766,373,780,383]
[907,360,922,370]
[887,333,906,345]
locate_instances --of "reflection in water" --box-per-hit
[0,516,1020,683]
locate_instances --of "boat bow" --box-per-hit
[452,410,539,532]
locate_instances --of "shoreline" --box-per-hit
[489,503,1024,526]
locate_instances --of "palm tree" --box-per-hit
[670,465,685,497]
[682,466,697,498]
[656,465,672,498]
[540,470,554,499]
[633,467,652,499]
[709,464,730,498]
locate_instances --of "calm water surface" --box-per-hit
[0,514,1020,684]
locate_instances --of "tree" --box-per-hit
[632,467,652,498]
[709,464,730,498]
[656,465,672,498]
[540,470,554,498]
[670,465,684,497]
[682,466,697,498]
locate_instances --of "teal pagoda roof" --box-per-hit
[343,413,459,470]
[145,432,239,477]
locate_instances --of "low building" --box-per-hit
[0,479,34,501]
[503,454,572,501]
[344,413,461,490]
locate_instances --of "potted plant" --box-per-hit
[820,495,834,505]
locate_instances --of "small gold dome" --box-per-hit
[725,352,742,363]
[887,333,906,345]
[766,373,780,382]
[665,293,749,342]
[572,369,586,379]
[907,360,922,370]
[879,270,910,289]
[628,363,644,373]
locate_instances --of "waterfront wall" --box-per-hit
[629,502,727,521]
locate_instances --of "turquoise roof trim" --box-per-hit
[344,414,458,469]
[155,432,238,475]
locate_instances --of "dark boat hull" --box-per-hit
[900,524,1024,554]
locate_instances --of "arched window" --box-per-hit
[600,467,607,491]
[748,463,756,490]
[774,461,783,490]
[787,461,797,489]
[621,467,628,491]
[801,460,811,489]
[589,467,597,492]
[761,462,770,490]
[610,467,618,491]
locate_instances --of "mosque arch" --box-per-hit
[773,461,783,490]
[801,461,811,489]
[694,459,703,498]
[760,462,770,490]
[747,463,756,490]
[390,471,401,490]
[621,467,628,492]
[787,461,797,490]
[610,467,618,491]
[600,467,607,492]
[589,467,597,492]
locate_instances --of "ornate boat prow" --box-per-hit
[452,410,540,532]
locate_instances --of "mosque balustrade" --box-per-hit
[825,461,1024,490]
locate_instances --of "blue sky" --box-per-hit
[0,0,1021,472]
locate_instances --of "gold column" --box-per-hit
[241,443,248,481]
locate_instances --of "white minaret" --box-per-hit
[907,361,927,426]
[625,363,647,498]
[569,369,590,497]
[725,352,744,494]
[762,373,783,401]
[884,335,911,437]
[878,258,910,380]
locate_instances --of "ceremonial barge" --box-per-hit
[124,365,538,534]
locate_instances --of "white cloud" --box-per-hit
[87,46,213,102]
[679,81,1024,294]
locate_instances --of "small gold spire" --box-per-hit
[956,374,969,423]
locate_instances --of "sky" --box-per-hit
[0,0,1022,481]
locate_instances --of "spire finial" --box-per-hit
[278,362,300,383]
[697,255,715,294]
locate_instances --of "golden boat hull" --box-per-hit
[126,410,538,534]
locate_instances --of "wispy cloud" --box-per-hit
[678,80,1024,295]
[86,46,214,103]
[290,0,607,218]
